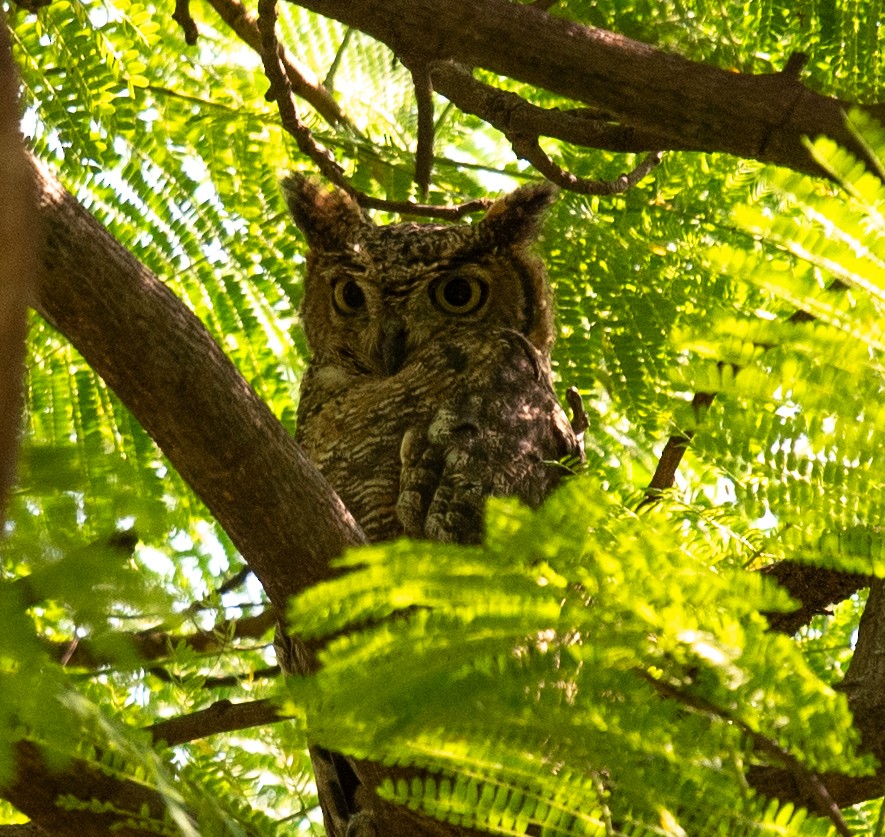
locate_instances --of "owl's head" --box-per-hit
[283,175,557,376]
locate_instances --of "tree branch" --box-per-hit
[285,0,884,177]
[172,0,199,45]
[645,673,852,835]
[837,579,885,756]
[0,7,36,530]
[147,698,283,746]
[4,741,182,836]
[511,134,662,193]
[762,564,869,635]
[204,0,347,127]
[31,154,364,619]
[45,608,276,669]
[409,61,435,200]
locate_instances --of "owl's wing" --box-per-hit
[397,332,582,545]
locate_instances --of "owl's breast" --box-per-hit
[295,364,432,542]
[295,333,582,546]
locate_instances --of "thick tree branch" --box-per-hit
[286,0,884,177]
[0,8,35,529]
[4,742,181,836]
[31,157,364,616]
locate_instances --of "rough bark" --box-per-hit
[287,0,883,177]
[838,579,885,756]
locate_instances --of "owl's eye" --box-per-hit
[332,280,366,315]
[431,274,488,315]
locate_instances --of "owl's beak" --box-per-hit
[381,321,408,375]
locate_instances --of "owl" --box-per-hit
[283,175,583,836]
[285,175,583,547]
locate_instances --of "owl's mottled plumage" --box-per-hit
[286,175,582,547]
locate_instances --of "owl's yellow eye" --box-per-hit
[431,274,488,315]
[332,280,366,315]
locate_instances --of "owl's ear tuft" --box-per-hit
[281,174,371,249]
[479,181,558,246]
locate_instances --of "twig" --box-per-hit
[199,664,280,689]
[256,0,346,180]
[215,564,253,597]
[566,386,589,437]
[644,672,853,836]
[172,0,199,45]
[638,391,714,508]
[410,61,435,200]
[147,663,279,689]
[323,27,353,90]
[206,0,346,127]
[512,135,662,194]
[358,192,491,219]
[148,698,283,746]
[781,51,809,81]
[255,0,493,220]
[640,278,845,508]
[48,608,276,669]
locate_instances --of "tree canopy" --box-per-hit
[3,0,885,834]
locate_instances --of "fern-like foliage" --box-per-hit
[286,479,871,835]
[683,110,885,573]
